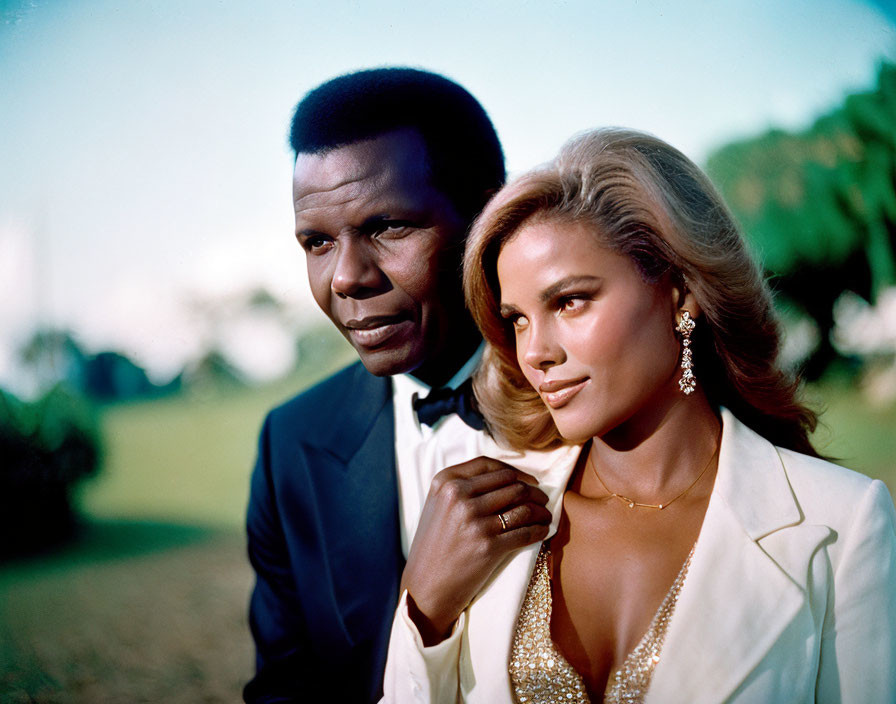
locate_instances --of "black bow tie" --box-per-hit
[412,378,484,430]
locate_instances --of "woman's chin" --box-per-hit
[550,419,597,445]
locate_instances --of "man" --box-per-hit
[244,67,507,703]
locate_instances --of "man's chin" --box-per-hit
[354,344,423,378]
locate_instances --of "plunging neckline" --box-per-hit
[509,541,696,704]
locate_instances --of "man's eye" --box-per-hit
[302,235,333,252]
[375,221,414,237]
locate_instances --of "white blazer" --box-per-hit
[383,409,896,703]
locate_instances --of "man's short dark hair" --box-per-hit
[290,67,506,223]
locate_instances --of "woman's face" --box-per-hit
[496,218,686,443]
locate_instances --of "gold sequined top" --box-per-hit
[509,543,694,704]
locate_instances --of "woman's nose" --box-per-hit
[522,322,565,370]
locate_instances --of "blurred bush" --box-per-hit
[0,384,102,558]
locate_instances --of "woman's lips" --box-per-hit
[344,315,412,349]
[539,378,589,409]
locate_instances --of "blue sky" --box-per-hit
[1,0,894,383]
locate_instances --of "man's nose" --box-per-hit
[522,321,565,370]
[331,239,386,299]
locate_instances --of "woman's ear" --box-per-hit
[671,283,702,321]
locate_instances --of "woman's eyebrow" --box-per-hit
[539,275,601,302]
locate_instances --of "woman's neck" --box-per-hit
[587,391,721,501]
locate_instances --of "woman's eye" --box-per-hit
[559,296,586,314]
[510,314,529,329]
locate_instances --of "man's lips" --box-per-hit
[343,314,413,348]
[538,377,589,409]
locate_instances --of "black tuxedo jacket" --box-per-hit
[244,362,404,703]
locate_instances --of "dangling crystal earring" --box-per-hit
[676,311,696,395]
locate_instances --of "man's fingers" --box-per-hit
[465,467,544,498]
[513,471,541,487]
[495,521,551,550]
[475,481,549,514]
[441,456,539,484]
[432,458,541,499]
[499,502,552,529]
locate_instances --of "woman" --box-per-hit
[383,128,896,703]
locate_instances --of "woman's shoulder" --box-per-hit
[722,407,889,512]
[775,444,895,533]
[776,445,876,494]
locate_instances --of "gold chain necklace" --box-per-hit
[587,439,720,510]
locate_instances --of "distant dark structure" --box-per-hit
[20,328,181,402]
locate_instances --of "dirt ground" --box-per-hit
[0,528,254,703]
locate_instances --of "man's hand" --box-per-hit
[400,457,551,645]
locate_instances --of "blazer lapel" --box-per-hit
[647,410,829,703]
[460,444,582,701]
[461,542,542,699]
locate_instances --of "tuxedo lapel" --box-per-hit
[302,364,402,651]
[647,410,830,703]
[306,363,395,465]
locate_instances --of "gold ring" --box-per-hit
[498,512,509,532]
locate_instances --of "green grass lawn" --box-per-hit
[806,380,896,496]
[79,354,356,530]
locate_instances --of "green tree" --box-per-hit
[707,63,896,377]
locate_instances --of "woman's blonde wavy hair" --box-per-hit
[463,128,818,455]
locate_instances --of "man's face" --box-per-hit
[293,129,470,380]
